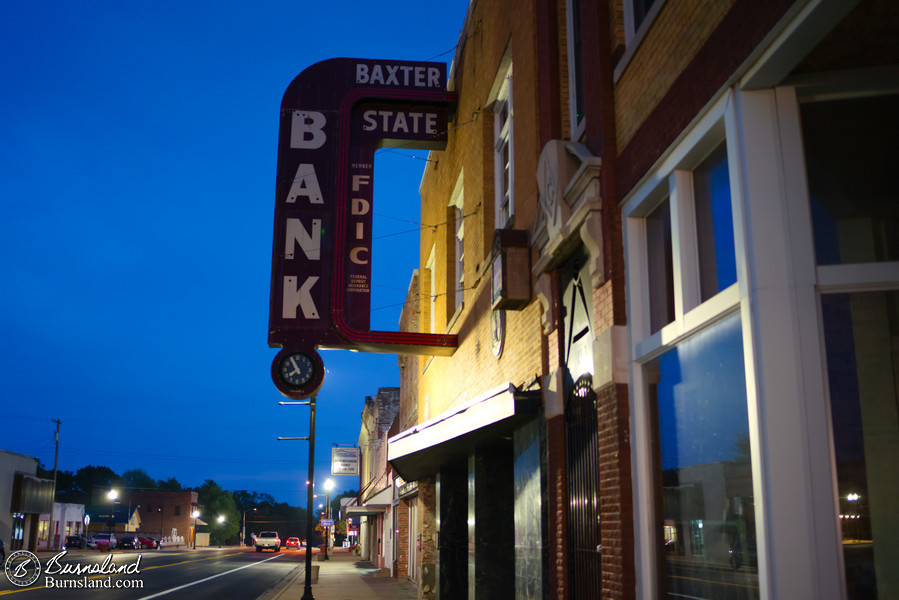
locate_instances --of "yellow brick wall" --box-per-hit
[416,0,545,419]
[614,0,735,152]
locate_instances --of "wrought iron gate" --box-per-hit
[566,374,602,598]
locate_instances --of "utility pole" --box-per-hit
[49,419,61,550]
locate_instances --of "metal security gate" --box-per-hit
[566,374,602,598]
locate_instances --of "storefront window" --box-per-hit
[821,291,899,599]
[647,314,758,599]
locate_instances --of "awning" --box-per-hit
[388,382,541,481]
[345,484,392,519]
[346,505,389,518]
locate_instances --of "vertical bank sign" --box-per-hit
[269,58,458,399]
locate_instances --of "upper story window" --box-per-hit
[492,62,514,229]
[566,0,585,137]
[624,0,663,42]
[639,138,737,335]
[449,172,465,316]
[425,247,436,334]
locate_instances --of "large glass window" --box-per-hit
[821,291,899,599]
[647,314,758,599]
[801,94,899,265]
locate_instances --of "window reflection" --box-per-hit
[647,197,674,333]
[801,95,899,265]
[822,291,899,599]
[647,314,759,599]
[694,142,737,301]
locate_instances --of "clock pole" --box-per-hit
[276,394,318,599]
[302,395,317,600]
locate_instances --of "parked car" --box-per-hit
[255,531,281,552]
[65,535,88,549]
[119,536,139,550]
[93,533,117,550]
[85,536,98,549]
[138,537,158,549]
[285,537,300,549]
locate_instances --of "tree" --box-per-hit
[121,468,156,490]
[195,480,239,545]
[73,465,120,504]
[157,476,183,491]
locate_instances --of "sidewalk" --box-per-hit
[268,548,418,600]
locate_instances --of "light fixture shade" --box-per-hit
[491,229,531,310]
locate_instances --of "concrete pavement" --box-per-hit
[267,548,418,600]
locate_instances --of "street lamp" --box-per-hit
[191,510,200,550]
[242,508,256,547]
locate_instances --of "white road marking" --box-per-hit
[134,554,285,600]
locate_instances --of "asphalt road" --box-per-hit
[665,559,760,599]
[0,547,307,599]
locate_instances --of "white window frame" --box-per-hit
[425,246,436,334]
[626,77,899,599]
[615,0,666,82]
[624,91,751,600]
[491,59,514,229]
[449,171,465,318]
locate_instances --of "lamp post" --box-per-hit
[107,489,118,548]
[324,479,335,560]
[191,510,200,550]
[242,508,256,547]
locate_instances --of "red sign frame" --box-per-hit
[269,59,458,398]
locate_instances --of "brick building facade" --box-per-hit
[386,0,898,599]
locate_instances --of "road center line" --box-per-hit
[134,554,285,600]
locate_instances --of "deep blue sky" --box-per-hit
[1,1,470,506]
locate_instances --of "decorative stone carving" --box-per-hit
[537,140,578,242]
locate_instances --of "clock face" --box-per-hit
[279,352,315,388]
[491,309,505,358]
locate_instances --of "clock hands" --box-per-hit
[288,356,302,375]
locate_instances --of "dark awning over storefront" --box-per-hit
[387,383,541,481]
[346,505,389,518]
[346,485,392,519]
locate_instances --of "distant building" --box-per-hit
[350,388,400,572]
[123,490,199,543]
[84,504,141,535]
[38,502,86,550]
[0,449,53,552]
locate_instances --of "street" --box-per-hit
[0,547,306,599]
[665,559,760,599]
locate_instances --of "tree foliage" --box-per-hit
[195,480,239,545]
[121,468,156,490]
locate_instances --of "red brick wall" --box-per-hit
[395,499,410,578]
[546,414,569,600]
[597,383,634,599]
